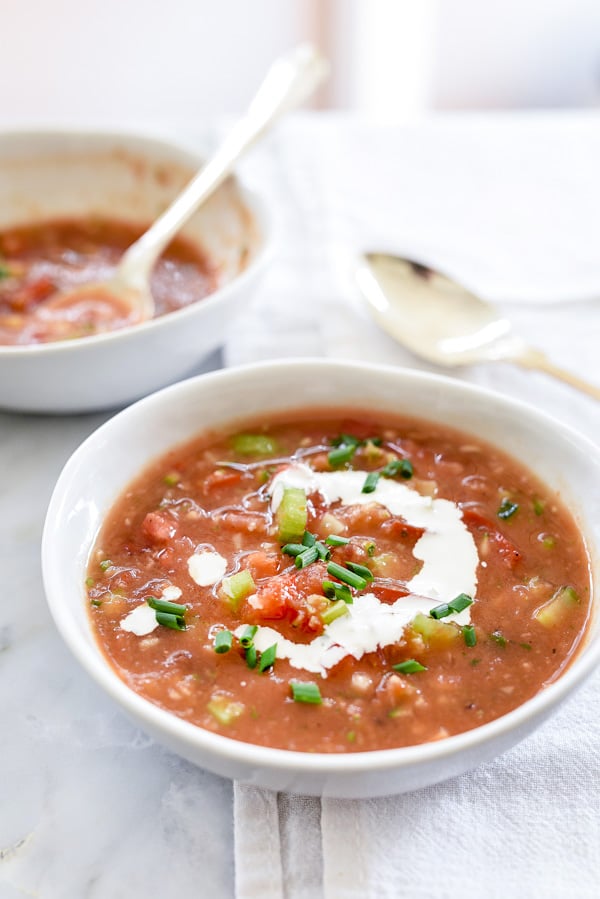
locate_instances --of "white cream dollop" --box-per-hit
[270,463,478,603]
[119,585,184,636]
[187,550,227,586]
[237,591,471,677]
[254,463,479,674]
[120,603,158,637]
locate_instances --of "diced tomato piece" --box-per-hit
[380,517,425,541]
[141,511,176,544]
[242,551,281,580]
[247,562,329,632]
[202,468,244,493]
[215,510,268,535]
[462,508,521,569]
[9,276,56,312]
[370,582,410,605]
[335,502,391,532]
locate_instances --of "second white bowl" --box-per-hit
[0,129,271,413]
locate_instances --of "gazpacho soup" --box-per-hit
[87,412,591,753]
[0,217,218,344]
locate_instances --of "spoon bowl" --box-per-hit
[357,252,600,400]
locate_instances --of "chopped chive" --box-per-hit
[490,630,507,647]
[541,534,556,549]
[245,644,258,669]
[163,471,181,487]
[258,643,277,672]
[470,658,481,666]
[328,443,357,467]
[430,603,451,619]
[295,546,319,569]
[520,642,532,651]
[290,681,322,704]
[463,625,477,647]
[326,562,367,591]
[362,471,380,494]
[393,659,427,673]
[498,498,519,519]
[331,433,362,448]
[364,541,376,557]
[346,730,356,743]
[321,599,350,625]
[345,561,374,582]
[155,611,186,631]
[147,595,187,616]
[90,598,103,607]
[240,625,258,648]
[85,577,95,588]
[325,534,350,547]
[99,559,112,572]
[314,541,331,561]
[382,458,413,479]
[302,531,316,547]
[258,469,272,484]
[448,593,473,613]
[214,630,233,654]
[282,543,307,557]
[322,580,353,604]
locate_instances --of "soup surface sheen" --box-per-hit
[0,217,217,344]
[87,413,591,753]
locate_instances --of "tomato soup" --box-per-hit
[86,413,591,753]
[0,217,218,344]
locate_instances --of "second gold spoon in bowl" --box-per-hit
[356,252,600,401]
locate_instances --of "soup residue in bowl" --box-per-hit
[0,217,219,344]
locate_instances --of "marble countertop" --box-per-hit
[2,113,600,899]
[1,349,237,899]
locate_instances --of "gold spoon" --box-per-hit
[356,252,600,401]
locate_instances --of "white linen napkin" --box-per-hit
[226,113,600,899]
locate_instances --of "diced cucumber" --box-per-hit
[410,612,460,648]
[320,512,346,536]
[231,434,278,456]
[534,586,580,628]
[321,599,350,625]
[276,487,307,542]
[222,569,256,611]
[207,695,245,725]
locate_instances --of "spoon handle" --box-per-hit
[117,45,328,288]
[512,345,600,401]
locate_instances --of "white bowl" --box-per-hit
[0,129,270,413]
[42,360,600,797]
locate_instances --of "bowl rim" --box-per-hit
[42,358,600,775]
[0,126,273,357]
